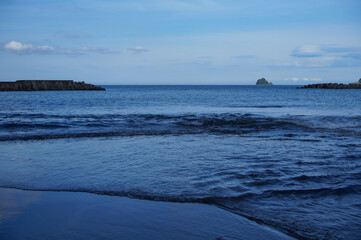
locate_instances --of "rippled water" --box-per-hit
[0,85,360,239]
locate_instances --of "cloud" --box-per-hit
[1,41,119,56]
[291,45,323,58]
[280,45,361,68]
[3,41,55,54]
[275,57,338,68]
[77,46,119,54]
[5,41,32,51]
[291,45,361,59]
[285,77,322,82]
[128,46,149,54]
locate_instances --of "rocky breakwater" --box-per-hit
[299,79,361,89]
[0,80,105,91]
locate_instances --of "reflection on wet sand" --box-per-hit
[0,188,41,224]
[0,188,294,240]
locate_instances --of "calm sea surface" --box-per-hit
[0,85,360,239]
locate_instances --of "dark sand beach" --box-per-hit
[0,187,294,240]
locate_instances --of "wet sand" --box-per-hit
[0,187,294,240]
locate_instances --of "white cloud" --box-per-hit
[5,41,34,51]
[37,45,54,51]
[128,46,149,54]
[291,77,299,81]
[1,40,120,56]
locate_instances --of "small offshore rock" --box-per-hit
[256,78,273,85]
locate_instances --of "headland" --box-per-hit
[0,80,105,91]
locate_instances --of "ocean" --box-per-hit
[0,85,360,239]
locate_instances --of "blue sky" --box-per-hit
[0,0,360,84]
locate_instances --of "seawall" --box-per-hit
[299,83,361,89]
[0,80,105,91]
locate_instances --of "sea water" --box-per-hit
[0,85,360,239]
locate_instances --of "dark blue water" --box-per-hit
[0,85,360,239]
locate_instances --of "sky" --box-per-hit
[0,0,360,85]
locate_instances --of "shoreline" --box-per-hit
[0,187,294,240]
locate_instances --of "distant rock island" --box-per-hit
[256,78,273,85]
[299,79,361,89]
[0,80,105,91]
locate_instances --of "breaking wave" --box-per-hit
[1,112,360,141]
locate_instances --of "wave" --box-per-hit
[227,105,285,108]
[0,130,178,141]
[2,184,360,204]
[1,123,70,129]
[1,112,360,141]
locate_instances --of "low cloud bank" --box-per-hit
[1,41,120,56]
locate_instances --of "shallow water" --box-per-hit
[0,85,360,239]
